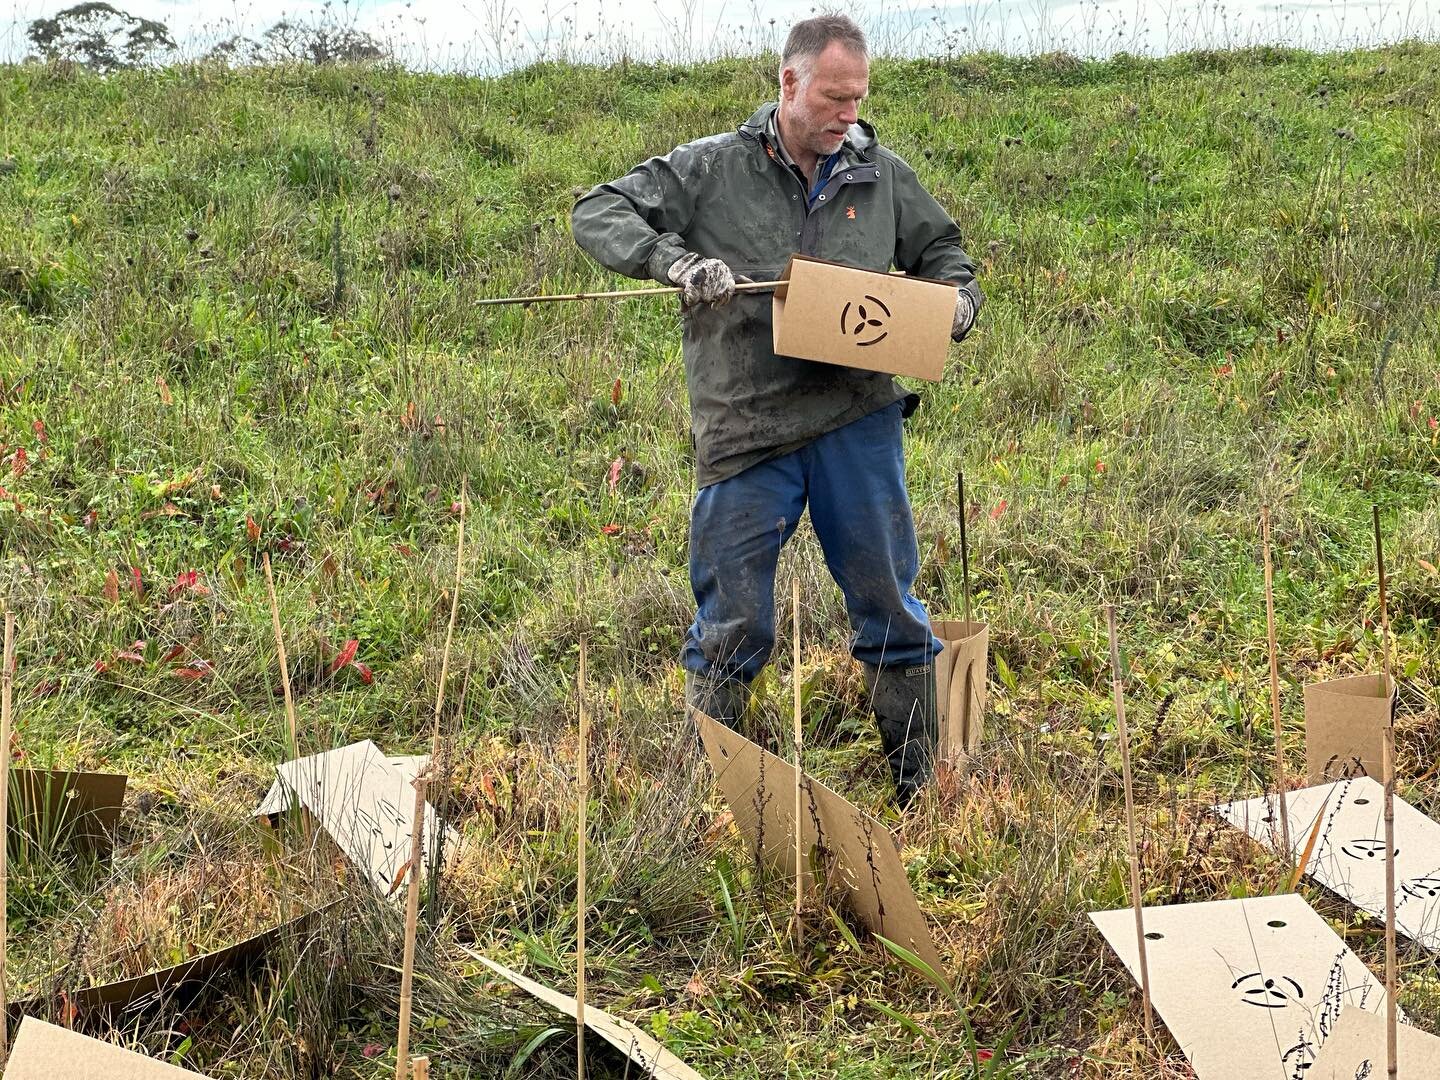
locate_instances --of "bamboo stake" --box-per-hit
[410,1058,430,1080]
[477,279,783,306]
[958,470,973,628]
[1105,605,1155,1041]
[792,576,804,948]
[1374,506,1394,700]
[1260,507,1293,860]
[395,774,428,1080]
[576,639,588,1080]
[1375,505,1398,1080]
[425,481,466,920]
[262,553,299,760]
[431,480,466,762]
[1383,731,1398,1080]
[1,612,14,1063]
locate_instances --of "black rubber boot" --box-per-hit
[863,662,938,808]
[685,671,750,731]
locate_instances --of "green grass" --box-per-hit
[0,43,1437,1077]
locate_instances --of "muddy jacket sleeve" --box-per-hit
[571,144,703,284]
[889,155,984,317]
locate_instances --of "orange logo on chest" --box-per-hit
[846,206,856,220]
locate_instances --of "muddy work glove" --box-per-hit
[668,253,738,308]
[951,291,977,342]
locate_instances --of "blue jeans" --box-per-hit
[682,401,940,684]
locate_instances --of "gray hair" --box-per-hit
[779,14,868,85]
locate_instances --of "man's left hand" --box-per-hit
[951,292,976,342]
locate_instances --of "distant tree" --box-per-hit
[208,19,388,66]
[27,3,175,71]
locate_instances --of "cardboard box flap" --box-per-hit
[1091,893,1393,1079]
[7,1017,216,1078]
[10,769,127,858]
[1215,777,1440,953]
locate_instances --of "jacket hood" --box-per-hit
[740,102,878,155]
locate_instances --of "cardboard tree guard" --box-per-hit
[772,255,957,382]
[1214,776,1440,953]
[931,620,988,764]
[10,902,337,1020]
[254,740,458,897]
[694,709,945,977]
[9,768,127,859]
[471,953,705,1080]
[1308,1006,1440,1077]
[7,1017,216,1078]
[1303,674,1395,784]
[1091,893,1393,1080]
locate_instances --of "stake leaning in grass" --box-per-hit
[957,470,973,628]
[1105,604,1154,1040]
[1374,505,1397,1080]
[395,772,428,1080]
[0,612,14,1063]
[431,481,466,762]
[1260,507,1292,861]
[426,481,466,919]
[262,553,300,761]
[792,576,804,949]
[576,638,589,1080]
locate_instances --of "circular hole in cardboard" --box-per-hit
[1267,920,1287,928]
[1354,798,1370,805]
[1144,932,1164,940]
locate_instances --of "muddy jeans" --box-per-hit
[682,400,940,685]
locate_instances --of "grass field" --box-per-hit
[0,41,1438,1078]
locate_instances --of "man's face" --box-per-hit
[781,42,869,158]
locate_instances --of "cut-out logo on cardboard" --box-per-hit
[840,294,890,346]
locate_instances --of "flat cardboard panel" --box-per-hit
[7,1017,215,1078]
[1091,894,1392,1080]
[931,620,988,762]
[254,741,457,896]
[1215,777,1440,952]
[696,710,944,976]
[772,255,956,382]
[474,955,705,1080]
[10,769,127,858]
[1308,1006,1440,1078]
[12,903,335,1017]
[1304,674,1395,784]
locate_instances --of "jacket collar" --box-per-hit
[740,101,877,162]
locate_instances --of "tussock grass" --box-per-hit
[0,42,1437,1077]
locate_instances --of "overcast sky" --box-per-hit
[1,0,1434,67]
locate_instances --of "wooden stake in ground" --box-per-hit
[957,470,973,628]
[1374,505,1397,1080]
[1,612,14,1063]
[430,481,466,762]
[262,553,299,760]
[1374,505,1394,700]
[425,481,466,917]
[576,638,589,1080]
[1383,731,1398,1080]
[1260,506,1293,859]
[394,773,428,1080]
[791,576,805,948]
[410,1058,429,1080]
[1105,604,1155,1041]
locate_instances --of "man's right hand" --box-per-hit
[667,253,738,307]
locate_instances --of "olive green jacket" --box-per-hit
[572,102,982,487]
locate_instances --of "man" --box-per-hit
[571,15,982,806]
